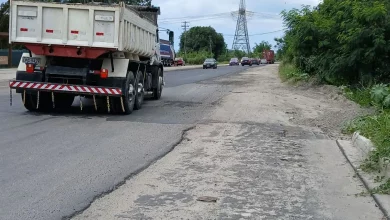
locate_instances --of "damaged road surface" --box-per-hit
[74,65,384,219]
[0,66,247,220]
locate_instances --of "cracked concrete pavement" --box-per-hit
[72,65,384,219]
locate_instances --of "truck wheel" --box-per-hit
[134,70,144,110]
[153,68,163,100]
[113,71,135,114]
[22,91,52,112]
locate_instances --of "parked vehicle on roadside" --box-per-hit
[229,58,239,66]
[251,58,259,65]
[241,57,252,66]
[175,57,185,66]
[203,58,218,69]
[260,59,268,64]
[8,0,165,115]
[263,50,275,64]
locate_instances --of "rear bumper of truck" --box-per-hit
[9,80,123,96]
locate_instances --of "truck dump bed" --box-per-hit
[9,0,159,57]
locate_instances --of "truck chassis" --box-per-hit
[8,51,164,115]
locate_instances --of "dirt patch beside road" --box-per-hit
[72,64,383,219]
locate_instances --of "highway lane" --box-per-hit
[0,65,252,220]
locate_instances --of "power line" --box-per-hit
[159,12,231,21]
[224,29,287,37]
[159,11,280,24]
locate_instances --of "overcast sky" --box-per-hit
[2,0,321,51]
[154,0,321,51]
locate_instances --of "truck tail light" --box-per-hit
[26,64,34,73]
[100,69,108,78]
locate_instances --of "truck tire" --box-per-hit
[112,71,136,114]
[22,91,52,112]
[134,70,144,110]
[153,67,163,100]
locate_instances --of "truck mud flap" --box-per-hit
[8,80,127,113]
[9,80,122,96]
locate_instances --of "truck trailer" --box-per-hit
[8,0,165,114]
[160,39,175,67]
[262,50,275,64]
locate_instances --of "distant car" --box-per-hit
[251,58,259,65]
[203,58,218,69]
[175,57,185,66]
[229,58,239,66]
[260,59,267,64]
[241,57,252,66]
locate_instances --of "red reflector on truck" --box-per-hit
[20,28,28,32]
[70,30,79,34]
[46,29,54,33]
[26,64,34,73]
[96,32,104,36]
[100,69,108,78]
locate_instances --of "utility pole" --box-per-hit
[181,21,189,60]
[209,36,212,54]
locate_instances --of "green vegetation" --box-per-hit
[278,0,390,85]
[279,62,309,83]
[277,0,390,193]
[0,1,9,49]
[178,26,227,63]
[252,41,272,58]
[177,26,274,64]
[342,85,390,193]
[341,87,372,107]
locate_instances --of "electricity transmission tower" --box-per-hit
[181,21,190,59]
[232,0,250,55]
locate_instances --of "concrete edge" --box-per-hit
[336,139,390,219]
[352,131,390,178]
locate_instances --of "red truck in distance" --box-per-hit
[262,50,275,64]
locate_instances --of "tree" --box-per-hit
[0,1,9,49]
[179,26,227,58]
[252,41,272,58]
[279,0,390,85]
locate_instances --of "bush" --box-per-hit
[341,86,372,107]
[177,50,214,65]
[343,85,390,194]
[370,84,390,108]
[279,0,390,85]
[279,62,309,82]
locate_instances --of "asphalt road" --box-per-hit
[0,65,252,220]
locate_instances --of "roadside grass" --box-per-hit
[341,86,372,107]
[343,86,390,194]
[278,62,309,83]
[278,63,390,194]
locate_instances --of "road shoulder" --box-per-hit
[72,65,384,219]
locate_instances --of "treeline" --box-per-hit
[278,0,390,86]
[177,26,274,64]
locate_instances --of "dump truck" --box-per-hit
[262,50,275,64]
[159,39,175,67]
[8,0,165,114]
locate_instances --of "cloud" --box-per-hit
[154,0,320,50]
